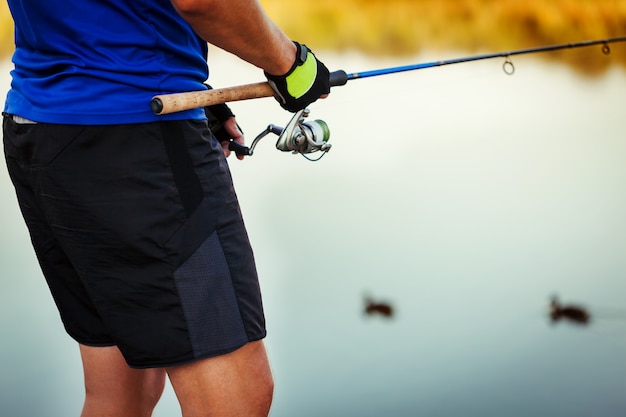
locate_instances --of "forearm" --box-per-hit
[171,0,296,75]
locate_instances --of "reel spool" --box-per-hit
[228,108,331,161]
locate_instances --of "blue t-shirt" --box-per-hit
[4,0,208,124]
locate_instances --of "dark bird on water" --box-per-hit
[550,296,591,325]
[364,297,394,318]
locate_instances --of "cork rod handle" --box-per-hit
[151,82,275,115]
[150,70,349,115]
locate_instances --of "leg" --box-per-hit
[167,340,274,417]
[79,344,167,417]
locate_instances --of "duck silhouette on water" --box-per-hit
[364,296,394,318]
[550,296,591,325]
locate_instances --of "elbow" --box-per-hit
[171,0,216,16]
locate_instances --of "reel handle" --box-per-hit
[227,141,251,156]
[151,70,349,115]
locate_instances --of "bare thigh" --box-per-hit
[79,344,167,417]
[166,340,274,417]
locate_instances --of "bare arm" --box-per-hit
[170,0,296,76]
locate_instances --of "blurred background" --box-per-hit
[1,1,625,416]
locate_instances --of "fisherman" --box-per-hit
[2,0,330,416]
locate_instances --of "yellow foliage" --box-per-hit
[0,1,14,58]
[260,0,626,74]
[1,0,625,74]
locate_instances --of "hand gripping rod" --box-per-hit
[151,71,349,115]
[151,36,626,115]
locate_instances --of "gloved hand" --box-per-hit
[204,86,245,159]
[265,42,330,112]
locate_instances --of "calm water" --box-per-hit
[1,50,625,417]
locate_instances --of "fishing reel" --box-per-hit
[228,108,331,161]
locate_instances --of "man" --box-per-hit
[2,0,330,416]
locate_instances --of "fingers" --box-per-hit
[221,117,246,160]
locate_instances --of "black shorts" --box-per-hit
[3,115,266,368]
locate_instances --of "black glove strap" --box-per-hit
[203,84,235,123]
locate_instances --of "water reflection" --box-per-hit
[1,50,626,417]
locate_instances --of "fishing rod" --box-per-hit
[339,35,626,81]
[151,36,626,114]
[151,36,626,159]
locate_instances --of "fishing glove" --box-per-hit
[265,41,330,112]
[204,84,239,143]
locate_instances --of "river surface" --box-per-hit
[1,49,625,417]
